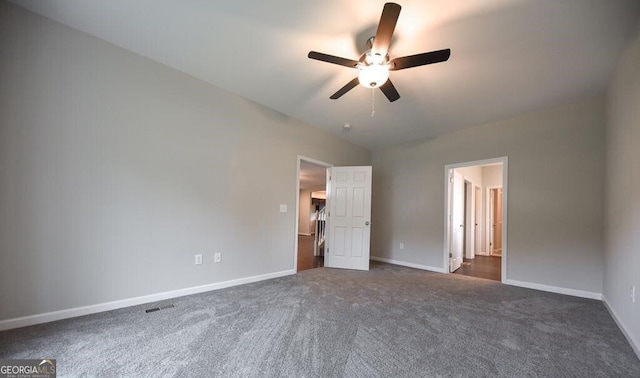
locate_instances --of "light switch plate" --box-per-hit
[279,204,287,213]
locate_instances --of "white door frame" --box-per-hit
[443,157,508,283]
[463,179,476,259]
[474,185,482,256]
[294,156,332,272]
[486,186,502,256]
[449,170,465,272]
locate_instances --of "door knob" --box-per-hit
[365,221,371,226]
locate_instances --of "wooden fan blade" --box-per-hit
[379,79,400,102]
[372,3,401,57]
[390,49,451,71]
[330,78,360,100]
[308,51,359,68]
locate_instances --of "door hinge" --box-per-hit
[449,253,453,258]
[450,177,454,183]
[326,248,329,254]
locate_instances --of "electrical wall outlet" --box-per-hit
[399,242,404,250]
[214,253,222,263]
[195,254,202,265]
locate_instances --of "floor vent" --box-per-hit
[145,304,175,313]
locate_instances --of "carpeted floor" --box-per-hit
[1,262,639,377]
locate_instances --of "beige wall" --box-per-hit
[482,165,504,252]
[298,189,312,235]
[482,165,503,188]
[372,96,605,294]
[604,26,640,355]
[0,2,370,321]
[455,166,483,187]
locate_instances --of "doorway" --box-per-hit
[444,157,508,282]
[296,158,331,272]
[295,158,373,273]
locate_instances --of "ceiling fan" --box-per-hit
[308,2,450,102]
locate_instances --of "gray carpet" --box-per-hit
[1,262,639,377]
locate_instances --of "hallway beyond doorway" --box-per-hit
[297,234,323,271]
[453,256,501,281]
[445,157,507,282]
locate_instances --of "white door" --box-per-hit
[449,170,464,272]
[325,166,372,271]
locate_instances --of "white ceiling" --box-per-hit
[13,0,640,149]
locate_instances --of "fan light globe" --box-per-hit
[358,64,390,88]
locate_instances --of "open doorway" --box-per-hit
[296,158,331,272]
[295,157,373,273]
[444,157,507,282]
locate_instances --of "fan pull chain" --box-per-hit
[371,89,376,118]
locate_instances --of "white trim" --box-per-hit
[602,296,640,359]
[295,156,332,273]
[463,178,476,260]
[0,269,295,331]
[486,185,502,258]
[444,169,452,273]
[371,256,446,273]
[504,279,602,300]
[501,159,508,282]
[473,184,482,258]
[297,232,312,236]
[444,157,508,282]
[444,157,506,170]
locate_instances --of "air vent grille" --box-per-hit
[145,304,175,313]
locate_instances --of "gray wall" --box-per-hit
[604,27,640,353]
[371,96,605,294]
[0,3,370,321]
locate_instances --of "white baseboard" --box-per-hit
[602,296,640,359]
[371,256,446,273]
[504,279,602,300]
[0,269,296,331]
